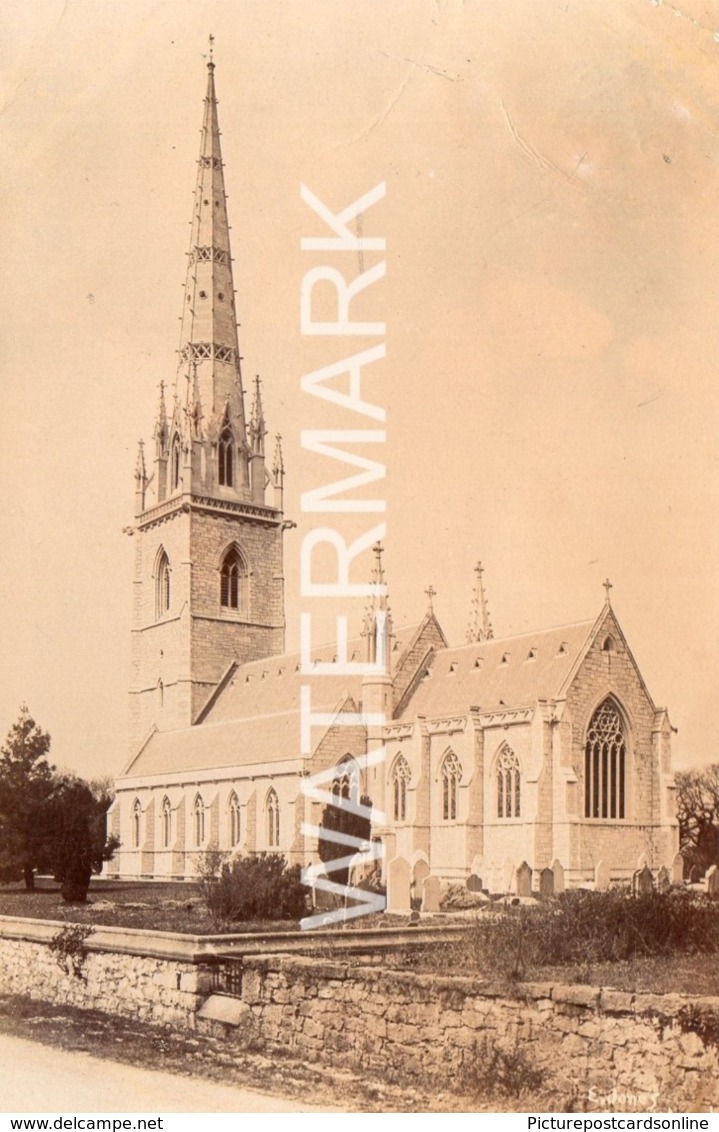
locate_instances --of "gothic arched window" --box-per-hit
[267,788,280,848]
[585,699,627,820]
[441,751,462,822]
[156,549,170,619]
[332,756,359,803]
[497,746,521,819]
[132,798,142,849]
[220,546,248,613]
[193,795,205,847]
[391,755,411,823]
[228,792,241,848]
[170,434,182,491]
[218,427,234,487]
[161,797,172,849]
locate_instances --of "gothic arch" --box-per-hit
[228,790,241,848]
[266,787,280,848]
[389,753,411,823]
[154,547,171,620]
[170,433,182,492]
[583,695,630,821]
[494,743,521,819]
[332,754,360,803]
[218,543,249,614]
[192,793,206,848]
[439,749,462,822]
[160,796,172,849]
[132,798,142,849]
[218,422,235,487]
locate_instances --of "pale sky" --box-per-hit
[1,0,717,780]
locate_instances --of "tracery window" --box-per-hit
[441,751,462,821]
[267,788,280,848]
[218,427,234,487]
[220,546,247,612]
[391,755,411,823]
[332,756,359,803]
[585,699,626,819]
[497,746,521,819]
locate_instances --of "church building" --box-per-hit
[108,56,679,893]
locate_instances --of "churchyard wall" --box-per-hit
[0,915,716,1110]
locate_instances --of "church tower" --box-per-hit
[129,48,286,753]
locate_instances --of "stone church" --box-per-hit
[108,57,679,893]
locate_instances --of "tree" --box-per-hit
[318,793,373,886]
[0,707,55,889]
[44,775,120,903]
[675,764,719,876]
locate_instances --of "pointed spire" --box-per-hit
[250,375,266,456]
[362,541,392,667]
[176,47,247,439]
[272,433,284,480]
[135,439,147,483]
[466,561,493,643]
[153,380,169,451]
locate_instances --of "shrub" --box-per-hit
[195,850,307,928]
[456,889,719,980]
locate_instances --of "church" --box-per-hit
[107,55,679,894]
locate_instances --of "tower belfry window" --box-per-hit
[218,427,234,487]
[220,546,247,612]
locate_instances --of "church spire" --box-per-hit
[466,560,493,643]
[362,541,393,666]
[177,47,246,439]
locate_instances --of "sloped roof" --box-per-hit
[121,622,424,781]
[396,618,596,721]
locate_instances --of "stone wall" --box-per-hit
[200,956,719,1111]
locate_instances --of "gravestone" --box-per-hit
[671,852,684,886]
[552,859,565,895]
[422,875,442,913]
[636,853,648,871]
[706,865,719,898]
[594,860,610,892]
[689,864,702,884]
[516,861,533,898]
[633,865,654,896]
[539,867,554,899]
[656,866,670,894]
[467,873,483,893]
[386,855,411,913]
[412,859,430,891]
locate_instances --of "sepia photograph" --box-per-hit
[1,0,718,1115]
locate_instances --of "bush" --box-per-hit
[457,889,719,980]
[195,850,307,929]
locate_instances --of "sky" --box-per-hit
[0,0,717,780]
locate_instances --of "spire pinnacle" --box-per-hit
[134,439,146,482]
[466,561,493,643]
[250,375,266,455]
[362,541,392,665]
[272,433,284,479]
[176,52,246,440]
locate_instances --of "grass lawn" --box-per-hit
[0,878,300,935]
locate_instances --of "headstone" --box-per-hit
[552,859,565,895]
[421,875,441,913]
[516,861,533,898]
[633,865,654,896]
[386,855,411,913]
[706,865,719,898]
[636,853,648,871]
[539,867,554,899]
[409,909,420,925]
[689,864,702,884]
[412,858,430,893]
[671,852,684,886]
[467,873,483,893]
[594,860,610,892]
[656,866,670,894]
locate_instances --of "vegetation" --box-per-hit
[194,850,307,930]
[451,889,719,982]
[675,763,719,876]
[0,707,118,900]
